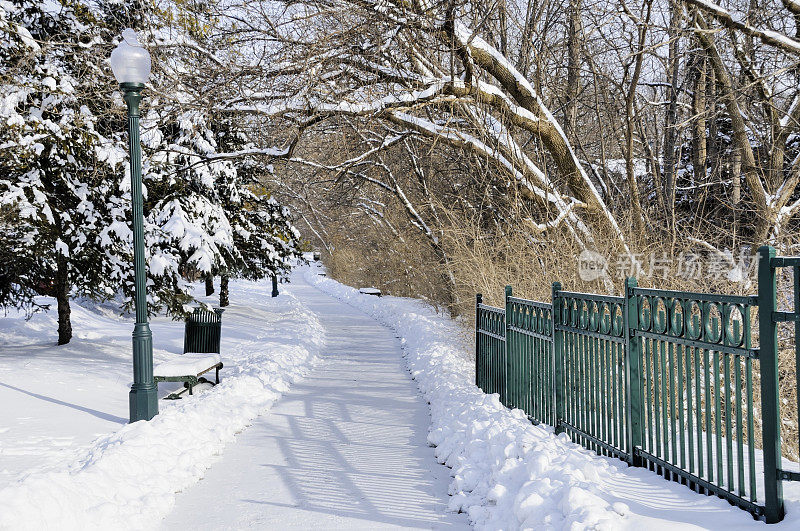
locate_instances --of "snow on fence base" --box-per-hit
[0,288,324,530]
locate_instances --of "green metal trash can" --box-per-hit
[183,307,224,353]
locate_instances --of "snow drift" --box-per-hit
[305,266,800,530]
[0,287,324,530]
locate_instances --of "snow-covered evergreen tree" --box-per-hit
[0,0,304,343]
[141,4,302,307]
[213,120,302,303]
[0,0,129,343]
[141,104,301,307]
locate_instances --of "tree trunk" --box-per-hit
[271,275,279,297]
[663,0,682,218]
[219,275,229,307]
[565,0,582,144]
[205,275,214,296]
[692,52,708,184]
[732,150,741,206]
[732,150,742,244]
[706,66,719,183]
[56,254,71,345]
[622,0,653,236]
[498,0,508,56]
[694,14,771,244]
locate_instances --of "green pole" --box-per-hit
[123,82,158,423]
[624,276,642,466]
[504,285,512,408]
[553,282,565,434]
[757,245,784,523]
[475,293,482,389]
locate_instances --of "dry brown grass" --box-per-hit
[319,205,800,460]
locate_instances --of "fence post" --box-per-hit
[552,282,565,434]
[758,245,785,523]
[504,285,513,409]
[624,276,643,467]
[475,293,482,389]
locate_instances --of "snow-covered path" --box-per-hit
[161,273,469,529]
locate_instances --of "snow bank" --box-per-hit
[304,267,799,530]
[0,289,324,530]
[305,267,626,528]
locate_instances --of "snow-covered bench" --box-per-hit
[154,353,223,400]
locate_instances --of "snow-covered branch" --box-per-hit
[684,0,800,55]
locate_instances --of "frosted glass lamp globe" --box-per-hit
[110,29,151,84]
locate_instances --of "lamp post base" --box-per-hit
[129,385,158,422]
[129,322,158,422]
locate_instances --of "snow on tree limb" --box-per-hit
[683,0,800,55]
[449,22,630,253]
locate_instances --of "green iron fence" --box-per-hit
[475,246,800,523]
[475,294,506,400]
[506,287,556,426]
[556,284,630,460]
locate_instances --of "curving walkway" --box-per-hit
[160,272,468,530]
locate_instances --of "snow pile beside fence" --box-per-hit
[305,267,800,529]
[0,290,324,530]
[305,267,629,529]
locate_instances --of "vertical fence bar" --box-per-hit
[526,308,532,418]
[654,339,663,466]
[497,310,503,396]
[586,331,592,448]
[686,343,695,477]
[475,294,482,389]
[615,338,621,450]
[795,266,800,471]
[704,347,713,483]
[603,338,611,454]
[645,335,653,461]
[724,351,734,492]
[735,351,745,497]
[553,282,565,434]
[757,245,784,523]
[677,342,686,475]
[625,277,642,466]
[504,285,513,409]
[585,330,591,448]
[695,344,704,486]
[660,339,668,474]
[618,340,624,450]
[669,340,678,480]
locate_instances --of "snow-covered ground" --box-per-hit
[4,262,800,530]
[0,276,324,529]
[160,269,467,529]
[304,265,800,530]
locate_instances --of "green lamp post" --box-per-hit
[111,29,158,423]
